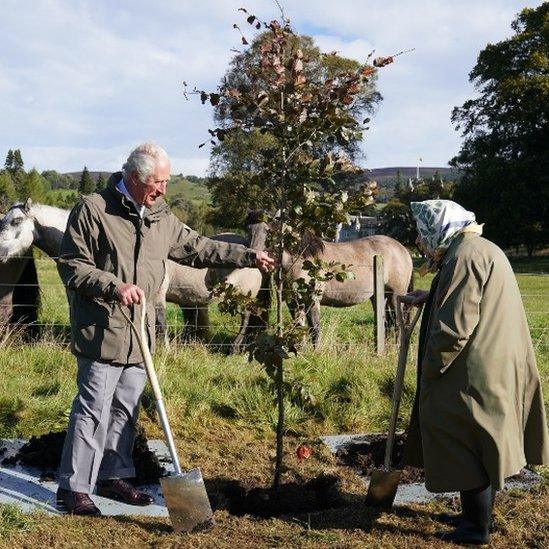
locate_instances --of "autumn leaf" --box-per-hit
[361,65,376,77]
[373,56,394,67]
[296,445,312,462]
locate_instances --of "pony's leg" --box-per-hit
[306,301,321,348]
[231,310,250,354]
[182,306,198,341]
[155,264,170,346]
[195,306,210,341]
[182,306,209,341]
[385,292,400,342]
[155,304,169,347]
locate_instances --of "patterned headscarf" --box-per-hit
[410,200,482,273]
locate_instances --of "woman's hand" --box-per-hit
[401,289,429,307]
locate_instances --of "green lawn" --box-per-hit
[0,256,547,548]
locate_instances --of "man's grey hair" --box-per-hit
[122,143,170,183]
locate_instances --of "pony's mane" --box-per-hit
[299,231,325,258]
[244,209,267,228]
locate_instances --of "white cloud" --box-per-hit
[0,0,543,174]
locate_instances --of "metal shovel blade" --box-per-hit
[365,468,402,509]
[160,468,214,533]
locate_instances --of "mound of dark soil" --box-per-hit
[208,474,345,518]
[2,426,165,485]
[336,433,424,484]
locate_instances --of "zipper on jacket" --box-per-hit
[127,216,143,362]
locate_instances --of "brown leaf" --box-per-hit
[209,93,220,106]
[293,59,303,72]
[295,74,306,86]
[247,15,256,25]
[241,36,249,45]
[373,56,394,67]
[361,65,376,76]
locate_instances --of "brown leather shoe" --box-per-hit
[56,488,101,516]
[97,479,154,506]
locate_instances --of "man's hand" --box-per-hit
[116,283,144,306]
[401,289,429,307]
[255,251,276,273]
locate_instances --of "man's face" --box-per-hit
[127,161,170,207]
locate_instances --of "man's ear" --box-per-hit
[126,171,139,188]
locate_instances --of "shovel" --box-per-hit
[119,299,214,532]
[365,296,423,509]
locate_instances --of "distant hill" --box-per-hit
[62,172,211,204]
[61,167,460,205]
[64,171,112,182]
[366,166,461,182]
[357,166,462,202]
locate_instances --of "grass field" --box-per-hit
[0,257,547,548]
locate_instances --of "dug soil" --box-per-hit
[208,474,346,518]
[1,425,165,485]
[335,433,424,484]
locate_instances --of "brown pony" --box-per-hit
[247,215,413,346]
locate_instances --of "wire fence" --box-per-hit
[1,254,547,350]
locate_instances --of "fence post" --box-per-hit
[374,254,385,356]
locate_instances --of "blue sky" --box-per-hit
[0,0,542,175]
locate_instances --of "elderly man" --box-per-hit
[56,143,274,516]
[403,200,548,545]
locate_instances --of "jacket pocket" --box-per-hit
[73,296,125,328]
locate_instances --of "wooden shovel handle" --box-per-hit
[383,298,424,470]
[118,299,183,476]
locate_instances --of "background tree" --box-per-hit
[41,170,77,190]
[193,6,389,490]
[382,175,454,246]
[96,173,106,191]
[78,166,96,194]
[20,168,46,202]
[0,171,17,210]
[4,150,14,173]
[451,4,549,258]
[12,150,24,173]
[206,30,381,228]
[4,148,26,196]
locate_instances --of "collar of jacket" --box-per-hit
[439,231,479,269]
[106,172,170,224]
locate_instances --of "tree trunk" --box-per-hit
[272,256,285,492]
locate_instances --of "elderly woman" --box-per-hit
[403,200,549,545]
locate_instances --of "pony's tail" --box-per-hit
[408,271,414,293]
[12,256,41,340]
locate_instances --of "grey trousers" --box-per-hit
[58,357,147,494]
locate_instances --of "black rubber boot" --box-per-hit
[436,487,496,530]
[438,484,495,545]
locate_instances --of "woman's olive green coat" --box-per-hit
[404,233,549,492]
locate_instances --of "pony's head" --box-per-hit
[0,199,36,262]
[245,209,270,251]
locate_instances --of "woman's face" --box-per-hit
[415,234,432,259]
